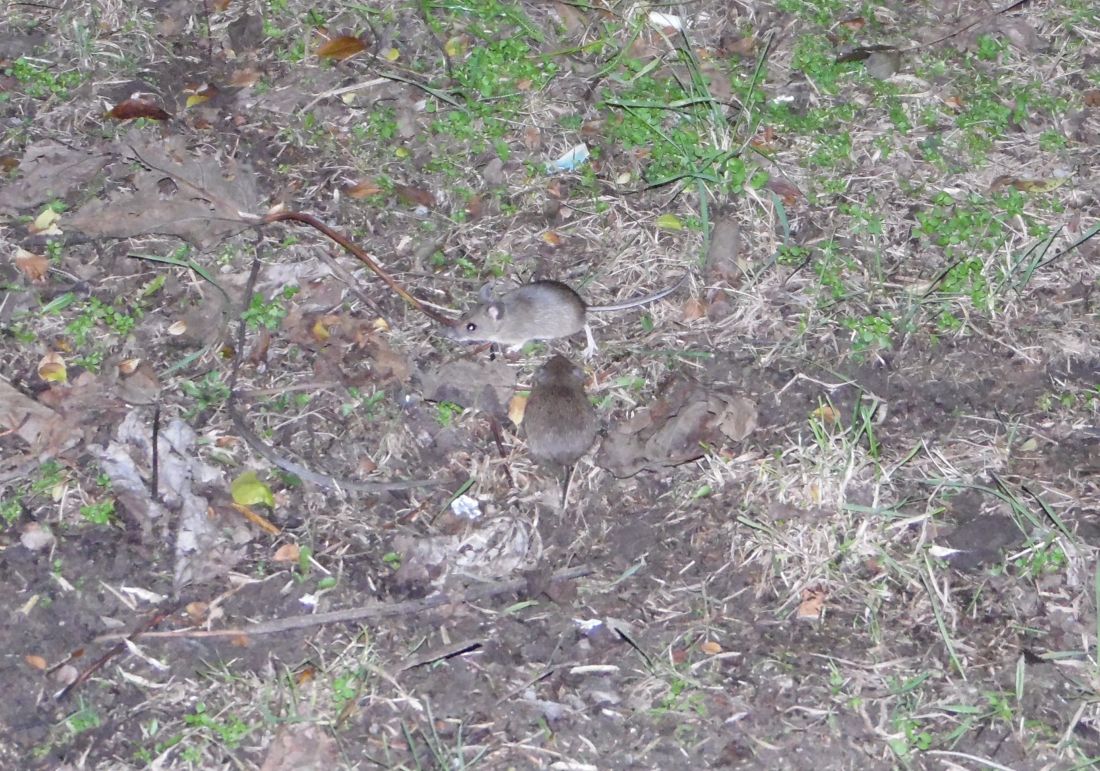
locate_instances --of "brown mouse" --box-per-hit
[522,354,598,505]
[445,274,687,357]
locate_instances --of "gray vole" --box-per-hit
[445,274,687,357]
[522,355,598,506]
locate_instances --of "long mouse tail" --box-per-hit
[586,272,689,312]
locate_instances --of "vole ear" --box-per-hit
[479,283,494,302]
[488,302,504,320]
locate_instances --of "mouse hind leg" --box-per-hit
[582,324,598,359]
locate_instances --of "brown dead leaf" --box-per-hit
[14,248,48,282]
[465,194,484,220]
[108,97,172,121]
[542,231,563,246]
[0,155,19,173]
[394,183,436,208]
[1084,89,1100,108]
[317,35,367,60]
[346,179,383,199]
[597,378,758,477]
[213,0,231,9]
[230,67,262,88]
[812,404,841,424]
[67,132,258,249]
[185,601,209,624]
[700,640,722,655]
[273,543,300,563]
[24,655,48,671]
[839,16,865,31]
[797,587,827,620]
[765,176,803,205]
[681,297,707,321]
[717,33,755,59]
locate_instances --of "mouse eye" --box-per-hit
[466,322,477,332]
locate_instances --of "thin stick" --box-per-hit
[94,564,594,642]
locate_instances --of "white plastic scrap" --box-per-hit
[545,143,589,174]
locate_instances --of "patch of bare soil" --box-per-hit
[1,0,1098,768]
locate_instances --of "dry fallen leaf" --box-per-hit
[797,587,827,620]
[394,183,436,208]
[37,352,67,383]
[273,543,300,563]
[24,655,48,671]
[346,179,383,199]
[108,97,172,121]
[509,393,528,426]
[230,67,262,88]
[14,248,49,282]
[185,601,209,624]
[29,207,62,235]
[700,640,722,655]
[681,297,707,321]
[812,404,841,424]
[317,35,367,60]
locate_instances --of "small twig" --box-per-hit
[95,564,594,642]
[57,601,183,701]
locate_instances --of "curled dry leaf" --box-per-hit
[272,543,300,563]
[597,377,758,477]
[37,352,67,383]
[185,601,209,624]
[108,97,172,121]
[14,248,48,282]
[317,35,367,60]
[797,587,827,620]
[346,179,383,199]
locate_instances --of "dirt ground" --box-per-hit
[1,0,1098,768]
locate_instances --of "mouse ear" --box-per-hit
[478,283,494,302]
[487,302,504,320]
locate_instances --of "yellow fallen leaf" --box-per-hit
[38,352,67,383]
[655,213,683,231]
[230,470,275,508]
[30,207,62,235]
[509,394,528,426]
